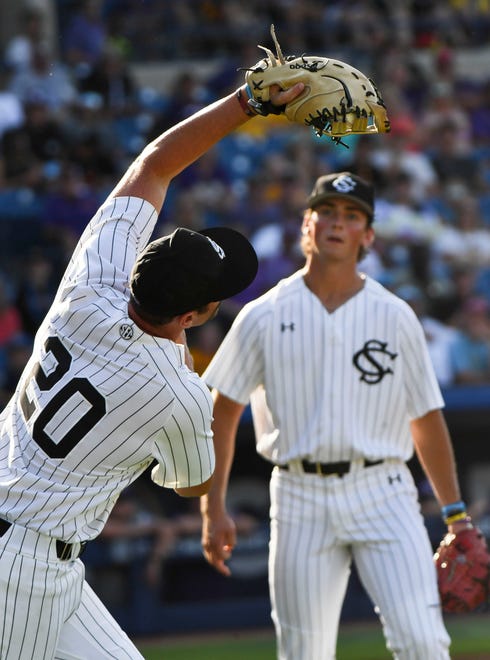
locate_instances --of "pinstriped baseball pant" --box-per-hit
[0,522,144,659]
[268,461,451,660]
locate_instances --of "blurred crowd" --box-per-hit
[0,0,490,610]
[1,1,490,406]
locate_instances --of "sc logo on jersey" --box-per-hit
[352,339,397,384]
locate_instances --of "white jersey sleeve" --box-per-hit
[56,195,157,305]
[202,297,268,405]
[396,298,444,420]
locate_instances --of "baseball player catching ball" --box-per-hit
[200,172,473,659]
[0,79,304,657]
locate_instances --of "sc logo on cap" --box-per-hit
[332,174,357,193]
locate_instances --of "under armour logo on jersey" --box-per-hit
[388,473,402,485]
[281,322,295,332]
[119,324,134,340]
[332,174,357,193]
[352,339,397,384]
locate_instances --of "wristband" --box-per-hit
[444,512,470,525]
[441,500,466,520]
[239,83,286,117]
[236,87,257,117]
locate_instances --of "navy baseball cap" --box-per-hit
[130,227,258,317]
[307,172,374,222]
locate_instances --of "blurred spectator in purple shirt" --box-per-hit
[62,0,108,76]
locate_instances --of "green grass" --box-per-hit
[140,634,273,660]
[137,615,490,659]
[447,616,490,656]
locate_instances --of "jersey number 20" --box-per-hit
[19,336,106,458]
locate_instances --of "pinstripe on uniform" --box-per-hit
[203,271,451,660]
[0,196,215,658]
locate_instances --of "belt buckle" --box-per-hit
[57,540,83,561]
[316,462,343,477]
[56,540,71,560]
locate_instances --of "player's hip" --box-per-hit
[0,518,86,563]
[272,455,411,488]
[270,459,420,536]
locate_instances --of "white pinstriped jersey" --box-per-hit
[0,196,214,542]
[203,270,444,465]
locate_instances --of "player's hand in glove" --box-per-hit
[434,525,490,613]
[242,25,390,145]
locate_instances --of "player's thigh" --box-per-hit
[270,516,351,626]
[0,544,84,660]
[353,512,450,659]
[269,470,351,660]
[57,578,144,660]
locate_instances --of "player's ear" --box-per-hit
[177,311,196,329]
[301,210,312,234]
[363,225,375,249]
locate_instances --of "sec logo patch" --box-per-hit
[119,324,134,340]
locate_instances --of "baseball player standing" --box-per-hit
[201,172,473,660]
[0,81,303,658]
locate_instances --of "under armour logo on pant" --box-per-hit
[388,474,402,485]
[281,322,295,332]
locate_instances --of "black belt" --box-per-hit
[0,519,11,537]
[56,539,86,561]
[0,519,86,561]
[278,458,383,477]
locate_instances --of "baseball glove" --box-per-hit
[434,526,490,613]
[244,25,390,144]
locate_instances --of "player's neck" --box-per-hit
[303,264,365,312]
[127,302,182,341]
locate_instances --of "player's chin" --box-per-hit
[321,240,347,256]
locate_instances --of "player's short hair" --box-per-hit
[129,227,257,318]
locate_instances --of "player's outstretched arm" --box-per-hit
[411,409,469,533]
[201,391,245,576]
[108,83,304,214]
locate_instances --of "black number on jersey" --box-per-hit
[19,336,106,458]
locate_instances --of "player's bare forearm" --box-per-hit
[200,391,245,576]
[201,391,245,514]
[411,409,461,507]
[110,84,304,212]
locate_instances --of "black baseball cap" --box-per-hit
[130,227,258,317]
[307,172,374,222]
